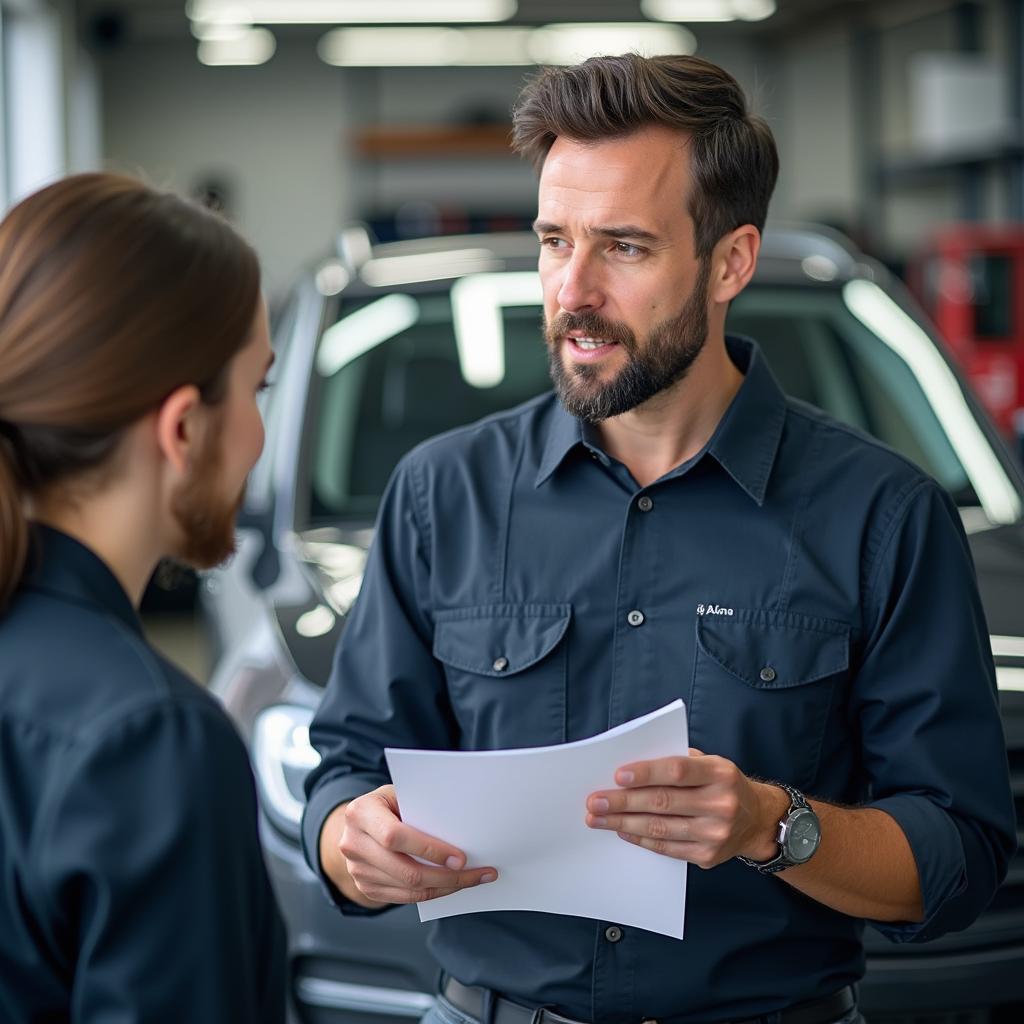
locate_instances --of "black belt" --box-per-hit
[442,978,857,1024]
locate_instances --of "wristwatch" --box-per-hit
[737,782,821,875]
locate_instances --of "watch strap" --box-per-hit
[737,782,812,874]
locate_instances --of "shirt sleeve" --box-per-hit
[301,453,456,913]
[35,697,287,1024]
[855,479,1017,942]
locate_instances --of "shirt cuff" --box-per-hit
[301,775,394,917]
[868,793,967,942]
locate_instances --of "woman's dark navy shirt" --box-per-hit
[304,337,1016,1023]
[0,526,286,1023]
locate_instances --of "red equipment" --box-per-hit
[912,225,1024,440]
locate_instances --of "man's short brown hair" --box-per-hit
[511,53,779,261]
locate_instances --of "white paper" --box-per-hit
[385,699,688,939]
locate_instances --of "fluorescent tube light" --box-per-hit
[318,22,695,67]
[187,0,517,25]
[529,23,695,64]
[318,26,532,67]
[641,0,776,20]
[197,26,275,65]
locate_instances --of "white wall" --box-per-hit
[102,36,357,298]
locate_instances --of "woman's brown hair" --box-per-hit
[0,172,260,611]
[511,53,779,262]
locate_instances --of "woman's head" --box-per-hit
[0,172,268,609]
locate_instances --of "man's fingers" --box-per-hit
[343,828,496,895]
[587,785,706,816]
[355,803,468,869]
[587,811,697,841]
[613,753,721,789]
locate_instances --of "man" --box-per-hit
[303,55,1015,1024]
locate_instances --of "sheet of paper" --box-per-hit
[385,699,689,940]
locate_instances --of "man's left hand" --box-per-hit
[585,750,789,869]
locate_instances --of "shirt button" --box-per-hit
[604,925,623,943]
[493,657,509,672]
[627,610,645,627]
[759,666,777,683]
[637,496,654,512]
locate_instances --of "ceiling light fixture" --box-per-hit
[641,0,776,21]
[318,22,695,68]
[187,0,517,26]
[197,26,276,65]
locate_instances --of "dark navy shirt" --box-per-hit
[0,527,286,1023]
[304,337,1015,1022]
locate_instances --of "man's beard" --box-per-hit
[168,419,244,571]
[545,259,712,423]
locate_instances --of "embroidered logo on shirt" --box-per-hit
[697,604,734,616]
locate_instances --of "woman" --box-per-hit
[0,174,285,1022]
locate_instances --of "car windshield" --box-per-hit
[307,276,1019,525]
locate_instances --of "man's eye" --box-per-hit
[541,237,567,250]
[615,242,644,257]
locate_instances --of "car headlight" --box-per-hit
[253,704,321,840]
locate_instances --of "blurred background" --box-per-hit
[9,7,1024,1019]
[2,1,1022,295]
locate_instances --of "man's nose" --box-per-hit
[556,253,604,315]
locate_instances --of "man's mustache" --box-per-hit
[545,311,636,352]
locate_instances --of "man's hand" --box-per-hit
[320,785,498,908]
[585,750,788,868]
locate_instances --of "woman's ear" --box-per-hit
[155,385,202,477]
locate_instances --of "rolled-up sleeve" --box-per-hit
[301,453,455,911]
[855,479,1016,942]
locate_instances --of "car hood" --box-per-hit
[967,520,1024,639]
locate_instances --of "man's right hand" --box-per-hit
[319,784,498,908]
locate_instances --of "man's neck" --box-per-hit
[593,336,744,489]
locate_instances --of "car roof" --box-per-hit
[317,223,871,295]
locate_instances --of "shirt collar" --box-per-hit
[24,525,144,635]
[534,335,787,505]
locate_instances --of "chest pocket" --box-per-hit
[689,610,849,790]
[433,603,572,750]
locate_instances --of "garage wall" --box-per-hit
[97,0,1022,293]
[101,36,357,297]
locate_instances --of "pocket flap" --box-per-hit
[696,610,849,689]
[433,603,572,677]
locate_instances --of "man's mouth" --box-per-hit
[571,337,615,351]
[564,330,621,357]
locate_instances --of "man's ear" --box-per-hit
[155,385,202,477]
[711,226,761,304]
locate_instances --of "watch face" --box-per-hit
[783,807,821,863]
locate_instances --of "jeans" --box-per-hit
[419,993,867,1024]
